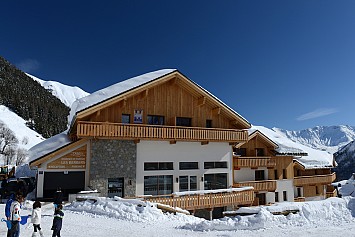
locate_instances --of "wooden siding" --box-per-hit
[294,197,305,202]
[142,189,254,210]
[233,180,277,192]
[269,156,294,180]
[80,78,247,130]
[77,121,248,142]
[293,173,336,186]
[233,157,276,169]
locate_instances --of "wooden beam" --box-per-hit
[170,140,177,144]
[196,96,206,106]
[201,141,209,145]
[211,107,221,115]
[168,77,177,86]
[134,139,140,144]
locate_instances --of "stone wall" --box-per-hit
[89,139,136,197]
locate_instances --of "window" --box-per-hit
[275,192,279,202]
[108,178,124,198]
[204,161,228,169]
[283,191,287,201]
[283,169,287,179]
[255,170,265,181]
[147,115,164,125]
[297,187,302,197]
[144,175,173,195]
[316,186,319,195]
[176,117,192,127]
[121,114,130,124]
[204,173,227,190]
[179,175,197,192]
[144,162,173,171]
[274,170,278,180]
[256,148,265,156]
[179,162,198,170]
[206,119,212,128]
[234,148,246,156]
[256,193,266,205]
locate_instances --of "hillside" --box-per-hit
[334,141,355,181]
[0,56,69,138]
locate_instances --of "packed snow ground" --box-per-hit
[1,196,355,236]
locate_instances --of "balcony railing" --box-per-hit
[294,197,305,202]
[233,157,276,169]
[77,121,248,142]
[233,180,277,192]
[293,172,336,186]
[141,189,254,210]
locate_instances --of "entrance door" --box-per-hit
[108,178,124,198]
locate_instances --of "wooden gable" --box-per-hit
[70,71,250,135]
[236,131,278,157]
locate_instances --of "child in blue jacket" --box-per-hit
[51,204,64,237]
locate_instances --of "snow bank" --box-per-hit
[181,198,354,232]
[66,196,198,223]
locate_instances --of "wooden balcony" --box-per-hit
[233,180,277,192]
[294,197,305,202]
[233,157,276,169]
[326,189,337,198]
[141,189,254,210]
[293,172,336,186]
[77,121,248,142]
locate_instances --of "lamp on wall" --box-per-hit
[201,176,204,182]
[176,177,179,183]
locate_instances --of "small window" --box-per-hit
[316,186,319,195]
[275,192,279,202]
[274,170,278,180]
[122,114,130,124]
[147,115,164,125]
[234,148,246,156]
[256,148,265,156]
[204,161,228,169]
[297,187,302,197]
[206,120,212,128]
[176,117,192,127]
[144,162,173,171]
[283,191,287,201]
[179,162,198,170]
[255,170,265,181]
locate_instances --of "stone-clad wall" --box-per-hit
[90,139,136,197]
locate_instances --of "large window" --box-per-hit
[176,117,192,127]
[144,162,173,171]
[179,176,197,192]
[147,115,164,125]
[179,162,198,170]
[204,173,227,190]
[144,175,173,195]
[204,161,228,169]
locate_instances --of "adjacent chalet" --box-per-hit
[29,69,336,217]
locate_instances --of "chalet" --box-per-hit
[233,126,336,205]
[29,69,254,211]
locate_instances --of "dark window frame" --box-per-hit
[204,161,228,169]
[179,162,199,170]
[121,114,130,124]
[144,162,173,171]
[147,115,165,125]
[176,117,192,127]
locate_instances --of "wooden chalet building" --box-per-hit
[29,69,254,212]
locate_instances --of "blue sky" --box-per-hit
[1,0,354,130]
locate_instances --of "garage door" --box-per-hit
[43,171,85,199]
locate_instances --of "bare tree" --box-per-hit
[14,148,28,166]
[0,120,19,165]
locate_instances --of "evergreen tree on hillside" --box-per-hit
[0,56,70,138]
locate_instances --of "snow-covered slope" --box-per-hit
[273,125,355,154]
[27,73,89,107]
[0,105,45,150]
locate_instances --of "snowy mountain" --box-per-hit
[334,141,355,181]
[26,73,89,107]
[273,125,355,154]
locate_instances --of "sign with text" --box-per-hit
[48,145,87,169]
[134,109,143,123]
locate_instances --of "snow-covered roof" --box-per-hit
[28,131,72,163]
[68,69,250,128]
[68,69,177,125]
[250,125,334,169]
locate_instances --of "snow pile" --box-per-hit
[181,198,354,232]
[66,196,198,223]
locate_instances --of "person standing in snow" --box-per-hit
[31,200,44,237]
[53,187,63,209]
[8,192,24,237]
[51,204,64,237]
